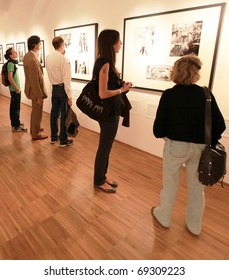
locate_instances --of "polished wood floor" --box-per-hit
[0,94,228,260]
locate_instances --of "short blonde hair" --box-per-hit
[170,54,202,85]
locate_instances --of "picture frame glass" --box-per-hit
[54,23,98,81]
[16,42,26,65]
[122,4,225,91]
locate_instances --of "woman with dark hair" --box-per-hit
[4,48,27,132]
[152,54,225,235]
[93,29,132,193]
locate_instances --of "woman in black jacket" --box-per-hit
[152,54,225,235]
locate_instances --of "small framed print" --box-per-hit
[0,45,3,64]
[37,40,45,67]
[16,42,26,65]
[6,43,15,50]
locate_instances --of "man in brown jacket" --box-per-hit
[23,35,48,140]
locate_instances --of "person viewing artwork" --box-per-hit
[93,29,132,193]
[23,35,48,140]
[46,36,73,147]
[4,47,27,132]
[152,54,225,235]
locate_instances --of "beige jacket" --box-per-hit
[23,51,47,100]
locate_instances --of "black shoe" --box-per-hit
[94,184,116,193]
[59,139,73,148]
[105,180,118,188]
[50,137,58,144]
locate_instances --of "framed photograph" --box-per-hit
[0,45,3,64]
[122,3,226,91]
[6,43,15,50]
[37,40,45,67]
[54,23,98,81]
[16,42,26,65]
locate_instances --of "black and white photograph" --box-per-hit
[170,21,203,57]
[146,65,171,81]
[16,42,26,65]
[123,4,225,91]
[54,23,98,81]
[0,45,3,64]
[37,40,45,67]
[135,26,155,56]
[6,43,15,50]
[75,60,89,75]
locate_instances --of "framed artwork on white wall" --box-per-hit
[122,3,226,92]
[0,45,3,64]
[54,23,98,81]
[16,42,26,65]
[37,40,45,68]
[6,43,15,50]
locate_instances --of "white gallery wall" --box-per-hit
[0,0,229,182]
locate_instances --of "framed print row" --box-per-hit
[122,3,226,91]
[0,41,45,67]
[54,23,98,81]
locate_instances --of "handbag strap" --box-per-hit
[203,86,212,145]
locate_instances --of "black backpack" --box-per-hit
[1,61,17,87]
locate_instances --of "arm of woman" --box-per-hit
[98,63,131,99]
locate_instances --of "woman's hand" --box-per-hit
[121,82,133,94]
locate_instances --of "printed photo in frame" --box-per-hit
[122,3,226,91]
[37,40,45,67]
[0,45,3,64]
[6,43,15,51]
[16,42,26,65]
[54,23,98,81]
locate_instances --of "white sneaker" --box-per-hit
[12,125,28,132]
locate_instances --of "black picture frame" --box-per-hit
[122,3,226,92]
[0,45,3,64]
[37,40,45,68]
[16,42,26,66]
[6,43,15,50]
[54,23,98,81]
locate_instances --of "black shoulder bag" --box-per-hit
[198,87,227,187]
[76,76,112,122]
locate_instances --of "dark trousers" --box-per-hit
[94,115,119,186]
[50,85,68,142]
[10,91,21,128]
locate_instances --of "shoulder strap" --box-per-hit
[203,86,212,145]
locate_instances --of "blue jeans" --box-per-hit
[50,85,68,143]
[94,115,119,185]
[10,91,21,128]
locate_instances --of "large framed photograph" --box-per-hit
[54,23,98,81]
[16,42,26,65]
[122,3,226,91]
[0,45,3,64]
[37,40,45,67]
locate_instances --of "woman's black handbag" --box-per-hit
[198,87,227,187]
[76,77,111,122]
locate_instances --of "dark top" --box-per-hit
[93,57,132,126]
[153,84,225,146]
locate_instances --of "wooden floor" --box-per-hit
[0,94,228,260]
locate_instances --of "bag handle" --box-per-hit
[203,86,212,145]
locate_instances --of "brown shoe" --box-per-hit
[32,134,48,140]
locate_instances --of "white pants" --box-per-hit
[153,139,206,235]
